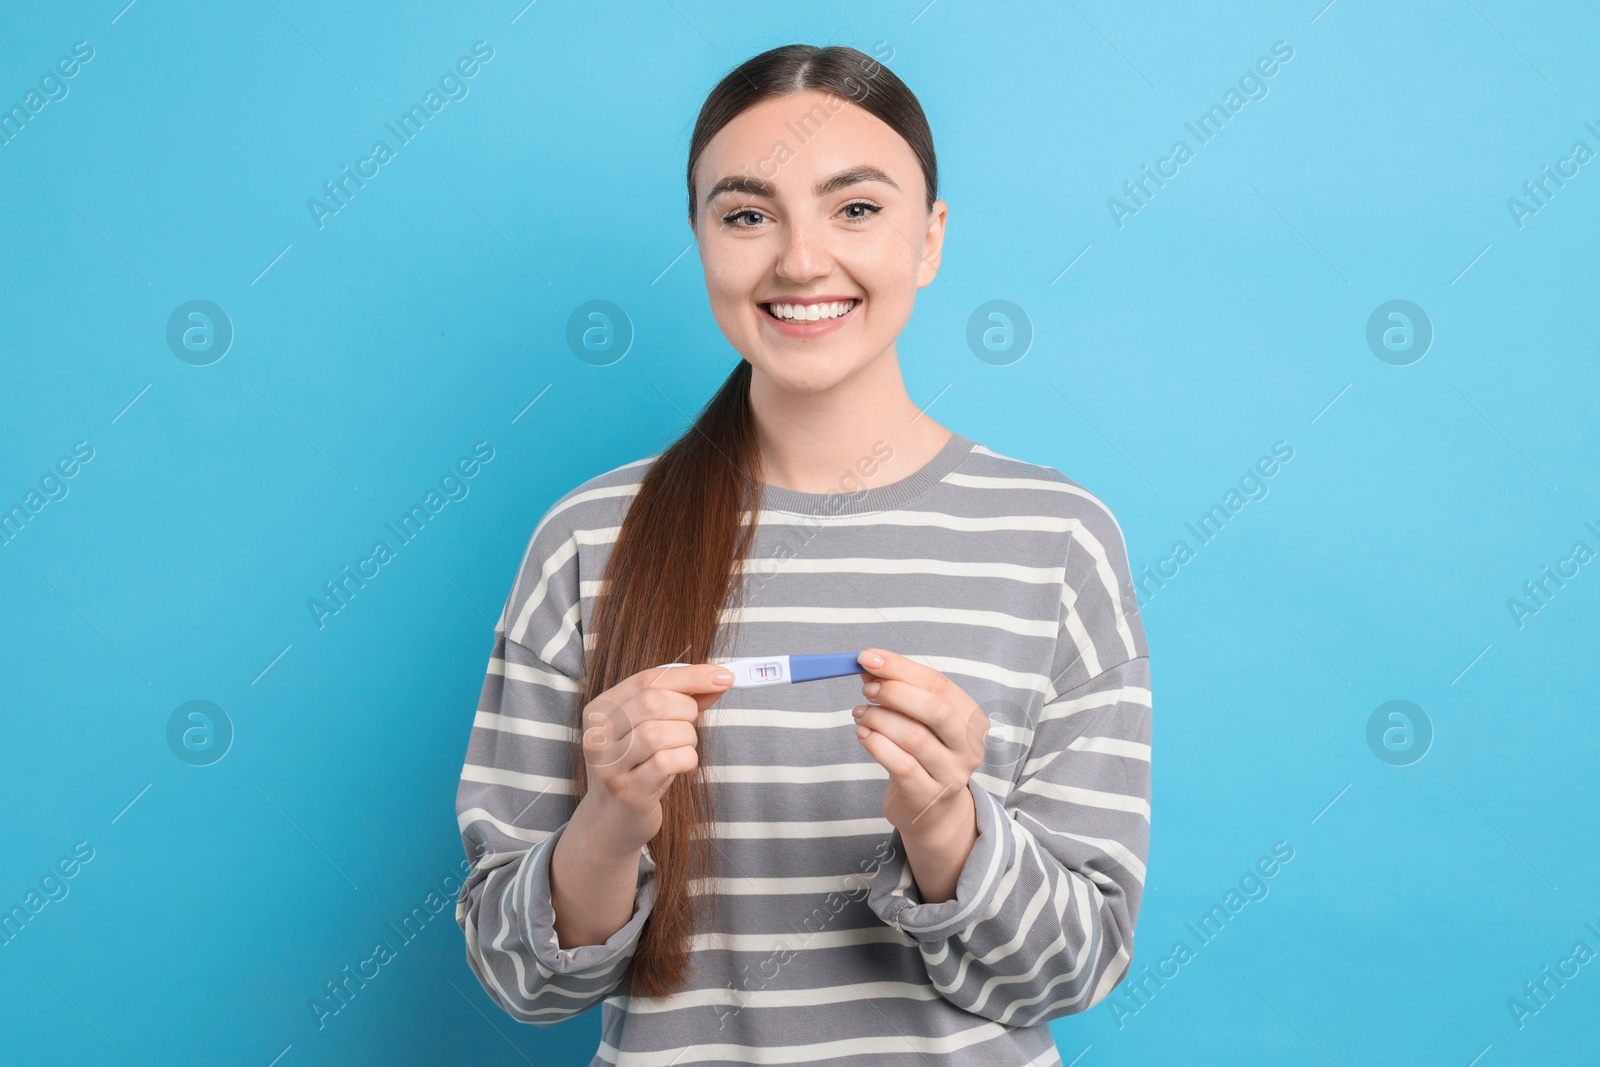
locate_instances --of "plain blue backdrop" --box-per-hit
[2,1,1596,1063]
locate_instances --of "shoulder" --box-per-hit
[957,440,1132,555]
[542,450,659,532]
[963,441,1151,677]
[497,449,660,639]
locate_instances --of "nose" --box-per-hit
[774,215,831,283]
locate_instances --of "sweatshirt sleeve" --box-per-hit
[866,497,1152,1027]
[454,506,657,1024]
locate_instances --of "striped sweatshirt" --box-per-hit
[455,430,1153,1066]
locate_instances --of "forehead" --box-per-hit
[695,90,920,202]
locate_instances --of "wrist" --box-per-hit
[900,781,977,846]
[898,785,979,905]
[571,794,648,867]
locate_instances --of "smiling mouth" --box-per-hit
[761,298,861,323]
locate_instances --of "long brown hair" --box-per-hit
[572,43,939,1000]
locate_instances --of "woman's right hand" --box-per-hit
[576,662,734,857]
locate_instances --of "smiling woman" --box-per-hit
[455,43,1152,1067]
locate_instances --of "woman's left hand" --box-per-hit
[852,648,989,840]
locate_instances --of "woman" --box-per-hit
[455,43,1151,1066]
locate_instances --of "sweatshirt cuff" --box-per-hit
[517,820,657,974]
[866,780,1015,942]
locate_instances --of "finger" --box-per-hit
[588,662,725,770]
[856,725,941,797]
[857,648,945,691]
[626,742,701,801]
[587,711,698,776]
[861,676,972,754]
[854,703,968,782]
[859,728,966,831]
[632,662,737,697]
[582,691,695,771]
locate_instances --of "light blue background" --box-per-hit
[2,1,1596,1063]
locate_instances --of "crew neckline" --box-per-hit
[756,430,978,517]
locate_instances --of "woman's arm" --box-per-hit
[867,655,1152,1026]
[455,517,659,1026]
[865,505,1153,1026]
[548,796,646,947]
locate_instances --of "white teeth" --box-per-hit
[766,299,858,322]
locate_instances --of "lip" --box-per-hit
[759,297,861,338]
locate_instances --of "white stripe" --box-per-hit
[487,654,579,692]
[971,770,1015,796]
[1070,735,1149,760]
[588,556,1064,599]
[704,706,857,730]
[913,654,1053,693]
[1019,735,1149,779]
[462,905,534,1022]
[598,1017,1013,1066]
[969,442,1028,463]
[472,711,577,743]
[944,470,1099,498]
[725,603,1057,638]
[1059,518,1139,664]
[703,708,1032,747]
[686,926,913,954]
[689,874,885,896]
[1087,941,1133,1008]
[458,807,556,845]
[1039,683,1151,722]
[740,554,1064,584]
[573,524,623,546]
[1013,777,1150,821]
[704,764,887,785]
[1023,1046,1068,1067]
[711,817,891,838]
[1016,809,1148,883]
[752,508,1081,534]
[624,978,942,1015]
[1058,577,1101,677]
[537,599,582,669]
[462,762,575,796]
[507,533,582,647]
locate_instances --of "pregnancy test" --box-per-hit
[654,654,864,688]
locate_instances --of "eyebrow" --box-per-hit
[703,165,899,209]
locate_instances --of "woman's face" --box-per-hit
[690,89,947,395]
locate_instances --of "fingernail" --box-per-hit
[863,680,880,697]
[712,669,734,685]
[856,725,870,739]
[860,651,883,667]
[852,706,865,718]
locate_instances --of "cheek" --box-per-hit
[702,247,764,306]
[698,267,751,323]
[857,279,912,331]
[849,242,919,313]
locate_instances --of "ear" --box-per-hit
[915,199,948,288]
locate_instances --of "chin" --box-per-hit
[748,348,864,394]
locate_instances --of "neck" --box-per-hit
[746,343,953,494]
